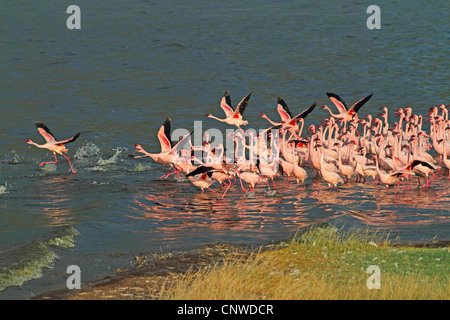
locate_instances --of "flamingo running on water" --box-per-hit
[205,90,253,129]
[25,122,80,174]
[131,118,193,179]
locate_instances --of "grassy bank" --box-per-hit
[158,226,448,300]
[37,224,447,300]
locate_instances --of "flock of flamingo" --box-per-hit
[25,91,450,199]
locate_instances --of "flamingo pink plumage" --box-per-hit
[205,90,253,128]
[25,122,80,174]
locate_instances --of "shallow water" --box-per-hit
[0,1,449,298]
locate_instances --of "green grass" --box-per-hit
[158,225,449,300]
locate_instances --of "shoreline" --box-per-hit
[33,243,254,300]
[32,224,449,300]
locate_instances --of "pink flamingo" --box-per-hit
[321,92,374,127]
[259,99,316,136]
[205,90,252,128]
[131,118,193,179]
[25,122,80,174]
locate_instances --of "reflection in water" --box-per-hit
[127,170,450,243]
[33,175,78,227]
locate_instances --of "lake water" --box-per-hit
[0,0,448,299]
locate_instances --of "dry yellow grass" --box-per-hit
[158,226,449,300]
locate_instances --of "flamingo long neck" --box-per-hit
[327,125,334,149]
[207,114,227,122]
[444,135,448,161]
[324,106,338,118]
[298,120,305,138]
[27,141,46,149]
[262,115,280,126]
[337,146,344,168]
[374,156,382,175]
[383,115,388,135]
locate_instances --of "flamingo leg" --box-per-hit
[428,173,437,187]
[236,172,247,193]
[220,182,231,199]
[61,154,77,174]
[208,187,216,193]
[395,181,401,194]
[421,176,431,189]
[265,178,271,190]
[40,153,58,166]
[159,165,172,179]
[164,170,181,179]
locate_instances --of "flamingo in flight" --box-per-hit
[260,98,317,136]
[321,92,374,124]
[131,118,193,179]
[25,122,80,174]
[205,90,253,128]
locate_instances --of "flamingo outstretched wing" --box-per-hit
[56,132,81,145]
[326,93,348,113]
[220,91,235,117]
[35,122,57,142]
[349,93,374,113]
[172,129,194,152]
[406,159,436,171]
[289,102,317,124]
[186,165,215,177]
[157,118,172,151]
[234,91,252,117]
[277,97,293,121]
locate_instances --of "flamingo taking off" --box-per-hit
[25,122,80,174]
[131,118,193,179]
[259,98,317,136]
[205,90,253,128]
[322,92,374,123]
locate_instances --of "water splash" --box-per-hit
[97,147,124,166]
[264,190,279,197]
[88,166,109,172]
[132,163,151,172]
[0,183,8,195]
[40,164,57,172]
[6,150,23,165]
[74,142,101,160]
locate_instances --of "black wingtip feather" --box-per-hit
[186,166,215,177]
[277,97,293,118]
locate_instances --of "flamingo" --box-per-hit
[291,146,308,186]
[373,154,415,194]
[205,90,252,128]
[440,132,450,178]
[334,142,355,182]
[259,98,317,136]
[316,144,344,190]
[256,158,280,191]
[321,92,374,127]
[131,118,193,179]
[25,122,80,174]
[238,169,264,193]
[185,165,217,194]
